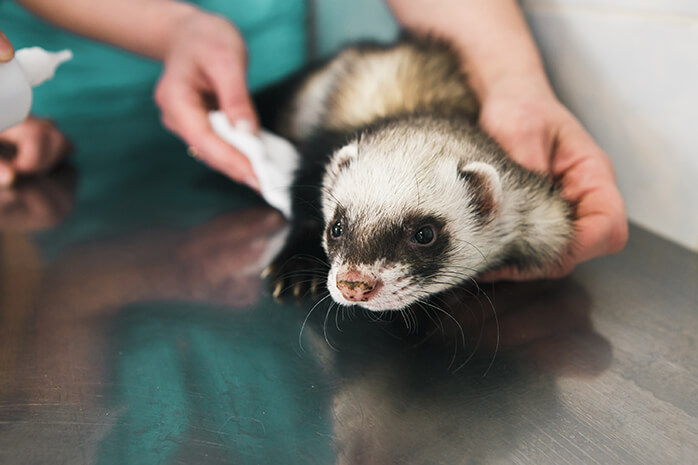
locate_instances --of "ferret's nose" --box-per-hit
[336,271,382,303]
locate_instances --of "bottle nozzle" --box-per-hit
[14,47,73,87]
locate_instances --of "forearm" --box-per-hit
[16,0,199,60]
[387,0,553,100]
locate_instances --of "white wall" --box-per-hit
[313,0,698,251]
[521,0,698,250]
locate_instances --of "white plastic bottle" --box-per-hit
[0,47,73,132]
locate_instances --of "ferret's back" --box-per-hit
[283,36,480,142]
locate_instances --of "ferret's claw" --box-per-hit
[261,265,273,279]
[272,281,284,301]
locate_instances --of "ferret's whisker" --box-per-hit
[323,304,339,352]
[298,293,332,352]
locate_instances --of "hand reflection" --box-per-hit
[0,164,76,232]
[40,206,286,315]
[173,207,286,306]
[25,206,286,408]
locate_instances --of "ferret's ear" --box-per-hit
[458,161,502,217]
[325,142,358,186]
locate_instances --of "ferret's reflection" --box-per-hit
[300,279,611,464]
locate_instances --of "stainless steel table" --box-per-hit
[1,106,696,464]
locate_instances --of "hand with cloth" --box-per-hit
[11,0,261,191]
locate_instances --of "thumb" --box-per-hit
[0,30,14,62]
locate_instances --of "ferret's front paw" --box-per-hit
[263,234,328,303]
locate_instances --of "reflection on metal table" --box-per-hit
[1,101,696,465]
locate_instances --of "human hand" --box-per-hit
[477,81,628,280]
[154,11,260,191]
[0,116,71,187]
[0,29,14,62]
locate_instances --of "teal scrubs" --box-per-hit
[96,301,335,465]
[0,0,307,118]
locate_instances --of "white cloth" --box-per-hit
[209,111,300,219]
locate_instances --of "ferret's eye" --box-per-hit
[331,220,344,239]
[413,226,436,245]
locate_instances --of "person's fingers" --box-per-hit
[553,123,628,260]
[155,78,259,190]
[479,101,554,173]
[3,119,70,175]
[12,129,45,173]
[571,200,628,261]
[493,125,552,173]
[205,48,258,131]
[0,30,14,62]
[0,159,15,187]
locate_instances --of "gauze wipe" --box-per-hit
[209,111,299,219]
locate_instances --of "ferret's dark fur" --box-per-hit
[257,35,575,311]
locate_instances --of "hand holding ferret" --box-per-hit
[477,80,628,281]
[387,0,629,282]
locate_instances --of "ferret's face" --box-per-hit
[320,130,502,311]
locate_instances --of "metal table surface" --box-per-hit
[0,104,696,465]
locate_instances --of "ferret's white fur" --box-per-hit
[319,122,571,311]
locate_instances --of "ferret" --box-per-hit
[256,35,575,312]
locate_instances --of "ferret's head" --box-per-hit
[320,122,503,311]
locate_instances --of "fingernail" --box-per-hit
[234,119,255,133]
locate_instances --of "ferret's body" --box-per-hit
[259,35,574,311]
